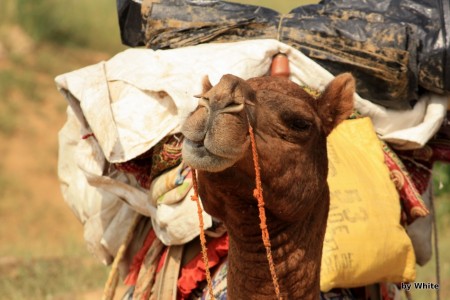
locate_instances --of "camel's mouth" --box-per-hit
[182,138,238,172]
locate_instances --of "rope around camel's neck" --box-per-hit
[190,122,282,300]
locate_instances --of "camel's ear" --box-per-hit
[194,76,213,98]
[202,75,213,93]
[316,73,355,136]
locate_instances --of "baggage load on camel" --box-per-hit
[117,0,450,110]
[56,40,448,296]
[321,117,416,291]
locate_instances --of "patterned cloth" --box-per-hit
[382,142,430,224]
[178,235,229,299]
[349,110,429,224]
[388,138,450,223]
[115,134,183,189]
[199,258,228,300]
[148,163,192,206]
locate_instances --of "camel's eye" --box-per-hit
[280,112,313,136]
[289,118,312,132]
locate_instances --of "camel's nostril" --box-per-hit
[188,139,204,148]
[245,100,255,106]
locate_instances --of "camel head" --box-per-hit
[182,73,354,299]
[181,75,255,172]
[181,73,354,222]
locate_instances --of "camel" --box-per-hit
[181,73,355,299]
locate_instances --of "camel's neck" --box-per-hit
[197,169,329,300]
[225,204,328,300]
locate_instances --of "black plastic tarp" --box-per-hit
[117,0,450,110]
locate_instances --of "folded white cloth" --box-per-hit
[58,107,212,264]
[355,92,449,150]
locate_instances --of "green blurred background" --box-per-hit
[0,0,448,299]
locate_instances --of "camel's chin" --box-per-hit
[182,139,236,172]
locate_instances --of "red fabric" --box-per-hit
[156,247,169,274]
[380,282,400,300]
[177,234,229,299]
[114,135,183,189]
[383,147,429,224]
[430,140,450,163]
[124,229,157,286]
[115,149,154,189]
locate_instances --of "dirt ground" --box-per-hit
[0,26,121,299]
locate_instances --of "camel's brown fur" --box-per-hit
[181,74,355,299]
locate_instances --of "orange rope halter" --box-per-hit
[248,123,282,300]
[190,122,282,300]
[191,168,215,299]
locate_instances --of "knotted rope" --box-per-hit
[248,122,282,300]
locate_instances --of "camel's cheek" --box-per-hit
[257,145,329,222]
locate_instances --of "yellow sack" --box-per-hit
[320,117,416,292]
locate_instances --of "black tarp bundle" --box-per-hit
[117,0,450,110]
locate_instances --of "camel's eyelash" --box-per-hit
[281,113,313,132]
[289,119,312,131]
